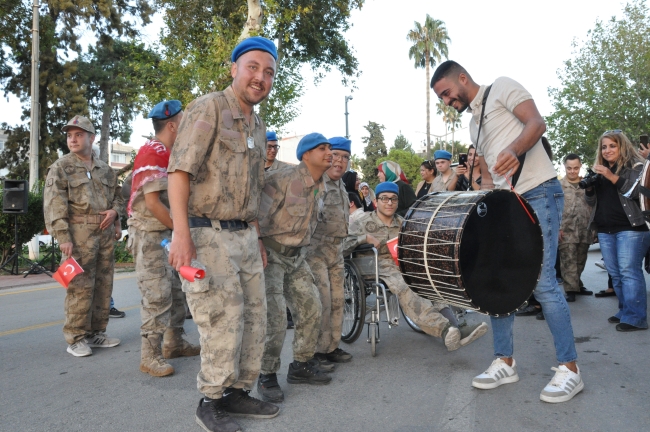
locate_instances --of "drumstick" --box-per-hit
[504,175,536,224]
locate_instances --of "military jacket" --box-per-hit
[259,161,322,247]
[266,158,293,172]
[432,171,458,192]
[44,153,124,244]
[167,85,266,222]
[126,177,169,232]
[343,211,404,258]
[560,176,591,244]
[313,172,349,239]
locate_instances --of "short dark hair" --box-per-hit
[152,112,181,134]
[564,153,581,164]
[348,192,362,209]
[431,60,471,88]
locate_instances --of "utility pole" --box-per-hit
[345,95,353,139]
[28,0,40,260]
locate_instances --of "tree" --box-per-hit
[407,15,450,159]
[436,99,463,153]
[378,148,424,186]
[393,132,413,153]
[360,121,387,188]
[153,0,363,132]
[349,154,363,173]
[546,0,650,163]
[0,0,152,179]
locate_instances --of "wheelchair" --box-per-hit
[340,244,424,356]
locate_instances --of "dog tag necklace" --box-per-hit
[246,115,255,148]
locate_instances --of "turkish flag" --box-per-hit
[52,257,84,288]
[387,237,400,267]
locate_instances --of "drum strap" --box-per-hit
[475,84,527,188]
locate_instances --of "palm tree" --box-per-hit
[407,15,451,158]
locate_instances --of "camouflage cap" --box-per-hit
[62,115,96,134]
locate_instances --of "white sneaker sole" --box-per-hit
[460,322,489,347]
[67,346,92,357]
[540,380,584,403]
[472,374,519,389]
[444,327,461,351]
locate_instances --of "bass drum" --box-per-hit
[398,190,543,316]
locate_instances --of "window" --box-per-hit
[111,153,127,163]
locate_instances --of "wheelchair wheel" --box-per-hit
[402,307,425,334]
[370,323,377,357]
[341,261,366,343]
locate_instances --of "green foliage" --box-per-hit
[0,186,45,263]
[393,133,413,153]
[360,121,387,188]
[0,0,152,179]
[113,240,133,263]
[434,140,469,160]
[546,0,650,163]
[377,148,425,186]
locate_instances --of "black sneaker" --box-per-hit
[286,308,294,329]
[109,307,126,318]
[286,358,332,385]
[257,373,284,403]
[314,353,336,372]
[536,310,545,320]
[221,388,280,419]
[195,398,241,432]
[565,292,576,302]
[325,348,353,363]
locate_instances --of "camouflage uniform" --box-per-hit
[305,173,349,354]
[559,176,592,293]
[431,171,458,192]
[265,158,293,172]
[127,176,186,336]
[44,153,124,344]
[343,211,449,337]
[167,86,267,399]
[259,161,323,373]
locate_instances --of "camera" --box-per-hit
[578,169,600,189]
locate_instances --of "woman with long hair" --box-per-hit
[455,145,482,191]
[585,130,650,331]
[415,160,437,198]
[376,160,417,217]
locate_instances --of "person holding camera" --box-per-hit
[584,130,650,332]
[455,145,482,191]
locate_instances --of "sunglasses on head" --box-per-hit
[602,129,622,135]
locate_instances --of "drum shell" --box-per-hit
[398,190,543,316]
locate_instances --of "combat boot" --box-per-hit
[140,334,174,377]
[286,358,332,385]
[162,327,201,359]
[256,373,285,403]
[313,352,336,372]
[221,388,280,418]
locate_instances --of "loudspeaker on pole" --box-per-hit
[3,179,29,215]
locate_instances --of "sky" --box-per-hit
[0,0,629,161]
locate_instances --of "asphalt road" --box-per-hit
[1,246,649,432]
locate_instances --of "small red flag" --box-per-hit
[53,257,84,288]
[387,237,399,266]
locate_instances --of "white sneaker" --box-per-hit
[459,322,489,347]
[67,340,92,357]
[540,365,584,403]
[472,358,520,389]
[86,332,120,348]
[442,325,461,351]
[595,259,606,270]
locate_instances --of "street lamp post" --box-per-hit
[345,95,353,139]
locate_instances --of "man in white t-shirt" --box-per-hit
[432,60,583,404]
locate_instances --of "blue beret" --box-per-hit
[296,133,329,161]
[266,131,278,142]
[148,100,182,120]
[231,36,278,62]
[328,136,351,153]
[375,182,399,196]
[434,150,452,161]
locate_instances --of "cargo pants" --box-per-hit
[559,242,590,293]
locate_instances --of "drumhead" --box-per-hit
[458,191,543,315]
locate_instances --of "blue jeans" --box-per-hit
[599,230,650,328]
[110,297,115,309]
[490,179,578,363]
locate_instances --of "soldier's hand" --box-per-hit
[559,230,564,242]
[99,209,118,230]
[259,239,268,268]
[60,242,73,257]
[493,148,519,178]
[169,233,196,271]
[366,234,381,249]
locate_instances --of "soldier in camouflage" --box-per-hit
[344,182,488,351]
[265,131,292,172]
[306,137,354,368]
[127,100,200,378]
[44,115,124,358]
[256,132,333,403]
[559,154,594,302]
[166,37,280,432]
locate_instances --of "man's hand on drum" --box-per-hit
[366,234,381,249]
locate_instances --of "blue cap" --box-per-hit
[266,131,278,142]
[148,100,182,120]
[231,36,278,62]
[434,150,452,161]
[375,182,399,197]
[328,136,351,153]
[296,133,330,161]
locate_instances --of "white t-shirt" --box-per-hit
[468,76,557,194]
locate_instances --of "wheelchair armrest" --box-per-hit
[354,243,375,252]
